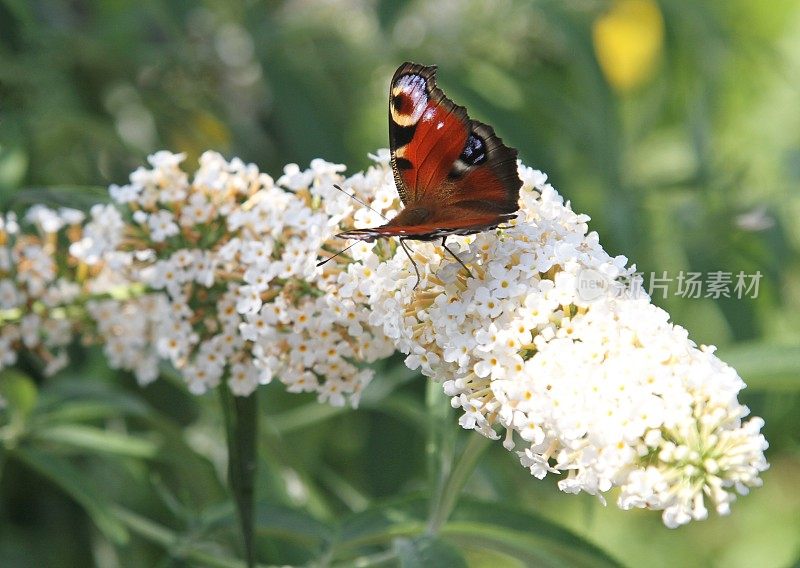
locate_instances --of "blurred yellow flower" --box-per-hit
[171,112,231,165]
[593,0,664,92]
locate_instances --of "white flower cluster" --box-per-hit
[91,151,393,402]
[0,207,87,375]
[332,156,768,527]
[1,149,769,527]
[86,294,166,385]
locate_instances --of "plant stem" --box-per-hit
[425,379,455,534]
[220,385,259,568]
[427,430,490,534]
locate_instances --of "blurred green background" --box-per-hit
[1,0,799,566]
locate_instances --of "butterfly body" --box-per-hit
[332,62,523,285]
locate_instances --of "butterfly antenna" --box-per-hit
[441,237,474,279]
[333,184,389,221]
[399,238,422,290]
[317,241,359,267]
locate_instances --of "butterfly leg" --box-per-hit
[399,238,422,290]
[441,237,474,279]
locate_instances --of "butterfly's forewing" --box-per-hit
[389,63,469,206]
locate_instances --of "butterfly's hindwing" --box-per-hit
[448,121,521,215]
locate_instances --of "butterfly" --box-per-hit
[323,62,523,288]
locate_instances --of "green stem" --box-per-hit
[425,379,455,534]
[427,431,491,534]
[220,385,259,568]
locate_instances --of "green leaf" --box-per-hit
[0,369,38,420]
[0,145,27,193]
[396,535,468,568]
[271,359,421,434]
[13,447,130,544]
[220,386,259,568]
[335,496,428,552]
[442,500,623,568]
[6,185,109,209]
[110,506,250,568]
[36,378,152,419]
[255,502,333,547]
[718,343,800,390]
[30,424,159,458]
[332,496,620,567]
[271,400,346,433]
[34,399,151,424]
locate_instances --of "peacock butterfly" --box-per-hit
[327,62,523,288]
